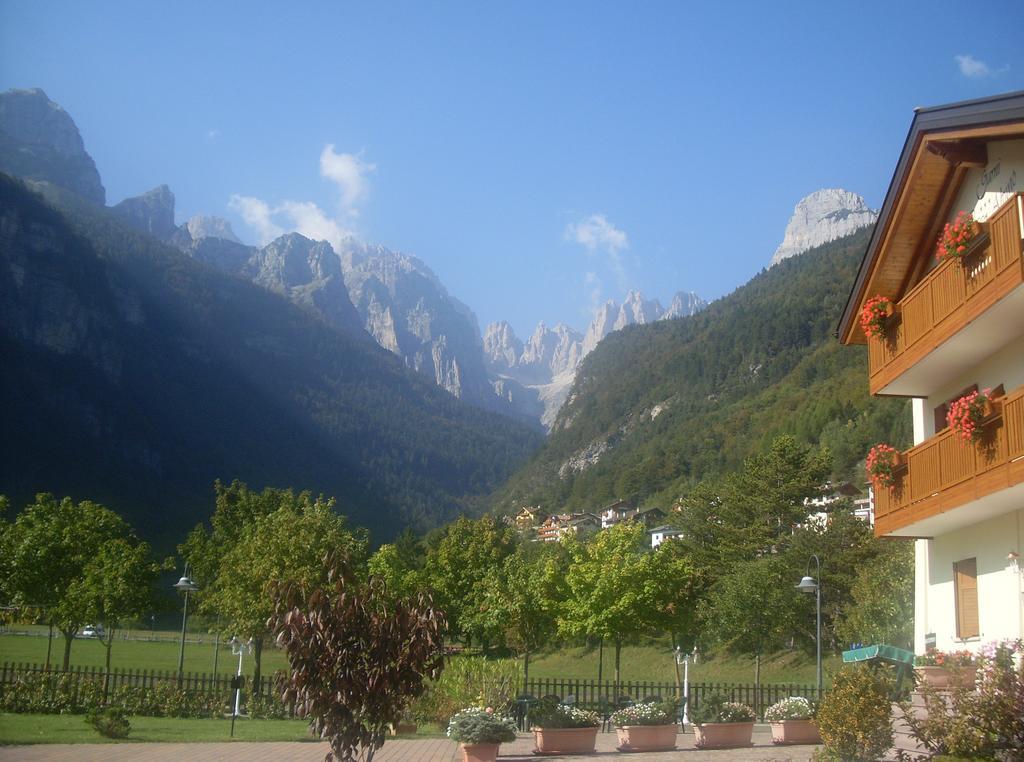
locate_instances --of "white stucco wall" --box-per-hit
[914,508,1024,654]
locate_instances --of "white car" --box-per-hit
[81,624,105,639]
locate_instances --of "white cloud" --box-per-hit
[584,271,603,312]
[230,144,373,252]
[320,145,375,211]
[565,213,629,254]
[229,195,284,243]
[207,129,221,141]
[955,54,992,78]
[565,213,629,291]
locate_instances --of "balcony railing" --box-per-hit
[874,383,1024,536]
[868,193,1024,396]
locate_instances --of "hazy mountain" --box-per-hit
[770,188,878,266]
[0,88,105,205]
[111,185,177,240]
[186,214,240,243]
[491,225,910,515]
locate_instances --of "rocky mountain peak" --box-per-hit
[614,289,663,330]
[483,320,523,373]
[0,87,106,204]
[186,215,240,244]
[111,185,176,240]
[770,188,877,266]
[255,233,342,287]
[663,290,708,319]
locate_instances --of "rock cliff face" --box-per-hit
[337,240,515,416]
[112,185,177,240]
[770,188,877,266]
[186,215,240,243]
[484,289,706,429]
[0,88,106,205]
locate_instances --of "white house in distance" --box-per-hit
[839,91,1024,654]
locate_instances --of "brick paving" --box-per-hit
[0,726,820,761]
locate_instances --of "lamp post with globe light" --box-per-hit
[173,567,199,685]
[228,635,251,737]
[796,554,822,699]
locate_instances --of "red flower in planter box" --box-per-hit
[935,211,980,263]
[866,444,899,488]
[859,296,893,340]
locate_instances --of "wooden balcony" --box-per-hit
[874,384,1024,537]
[868,193,1024,397]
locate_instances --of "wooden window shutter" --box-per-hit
[953,558,979,639]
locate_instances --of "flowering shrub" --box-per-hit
[610,698,677,726]
[935,210,980,263]
[946,388,993,443]
[691,694,755,725]
[763,696,815,722]
[446,707,518,744]
[866,443,900,488]
[859,296,893,340]
[903,639,1023,758]
[527,700,600,729]
[914,649,975,667]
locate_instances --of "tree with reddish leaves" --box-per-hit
[269,553,447,762]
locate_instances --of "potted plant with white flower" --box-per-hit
[446,707,518,762]
[764,696,821,745]
[691,694,755,749]
[611,698,679,752]
[527,699,600,754]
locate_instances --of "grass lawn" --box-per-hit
[0,713,316,744]
[525,638,843,685]
[0,631,289,677]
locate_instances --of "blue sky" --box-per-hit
[2,1,1023,337]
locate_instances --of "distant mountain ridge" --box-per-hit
[484,289,708,428]
[0,88,542,545]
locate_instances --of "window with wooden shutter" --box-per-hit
[953,558,979,639]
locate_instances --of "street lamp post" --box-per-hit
[228,636,251,738]
[173,567,199,686]
[796,554,822,699]
[674,646,698,727]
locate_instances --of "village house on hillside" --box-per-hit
[839,90,1024,654]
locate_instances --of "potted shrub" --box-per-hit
[446,707,518,762]
[935,210,982,264]
[859,295,894,340]
[527,699,600,754]
[914,650,977,689]
[947,388,996,444]
[611,698,678,752]
[764,696,821,745]
[691,694,755,749]
[866,443,901,488]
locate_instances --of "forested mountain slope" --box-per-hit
[492,227,912,513]
[0,175,542,546]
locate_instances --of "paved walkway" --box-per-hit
[0,727,819,761]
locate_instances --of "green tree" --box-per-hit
[71,537,166,695]
[468,541,568,686]
[367,529,425,600]
[837,540,914,649]
[423,515,515,646]
[193,489,367,687]
[5,494,149,669]
[559,522,697,692]
[700,556,797,714]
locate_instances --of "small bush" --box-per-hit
[527,699,600,729]
[691,693,755,725]
[764,696,815,722]
[86,706,131,738]
[446,707,518,744]
[815,665,892,762]
[411,656,521,726]
[609,698,677,727]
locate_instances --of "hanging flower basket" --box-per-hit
[935,211,982,264]
[859,295,894,340]
[866,443,901,488]
[947,388,995,443]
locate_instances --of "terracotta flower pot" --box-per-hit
[532,725,599,754]
[693,721,754,749]
[615,723,678,752]
[770,719,822,745]
[915,665,977,689]
[460,742,500,762]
